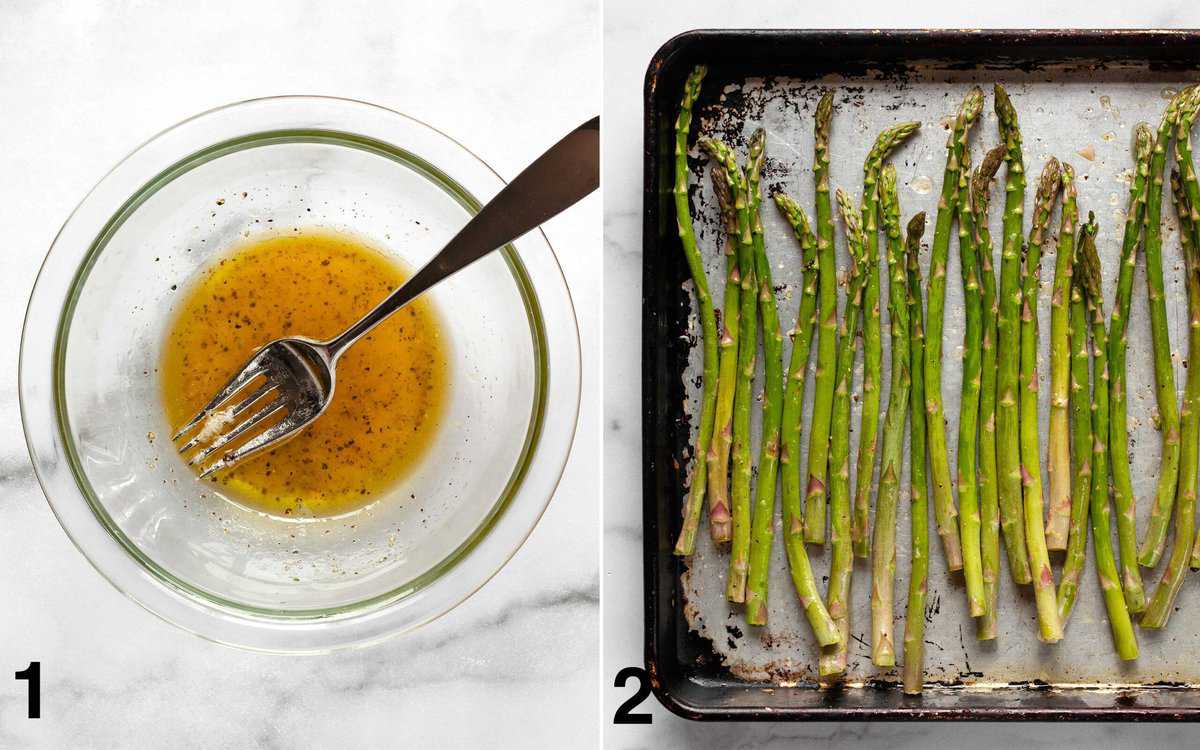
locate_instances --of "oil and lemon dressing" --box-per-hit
[161,229,449,518]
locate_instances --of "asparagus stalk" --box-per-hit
[1021,157,1064,643]
[1057,218,1094,626]
[671,66,717,556]
[994,85,1035,585]
[1142,171,1200,628]
[1175,87,1200,254]
[820,189,869,678]
[926,86,983,571]
[1137,89,1190,567]
[699,137,757,602]
[972,146,1006,639]
[903,211,930,694]
[727,147,761,605]
[705,164,740,544]
[1077,216,1139,660]
[955,146,986,618]
[745,130,782,624]
[1180,91,1200,570]
[1109,123,1154,609]
[1166,88,1200,571]
[773,191,840,646]
[1045,162,1078,552]
[805,91,838,545]
[854,121,921,558]
[871,165,910,666]
[776,193,819,551]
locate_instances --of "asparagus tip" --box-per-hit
[963,85,985,121]
[994,83,1016,124]
[1037,157,1063,199]
[973,145,1006,197]
[710,165,739,235]
[1076,211,1102,300]
[905,212,927,249]
[1133,121,1154,159]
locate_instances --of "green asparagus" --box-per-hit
[854,121,921,558]
[1108,123,1154,609]
[1021,157,1064,643]
[671,65,717,557]
[705,164,739,544]
[1137,88,1189,567]
[871,165,910,666]
[698,137,757,603]
[1142,171,1200,628]
[1045,162,1078,553]
[926,86,983,572]
[994,84,1035,585]
[773,191,840,646]
[1170,88,1200,570]
[1180,89,1200,566]
[775,192,819,556]
[805,91,838,545]
[1057,218,1093,626]
[972,145,1006,639]
[1077,214,1139,659]
[820,189,869,679]
[955,146,985,618]
[903,211,930,694]
[745,130,781,624]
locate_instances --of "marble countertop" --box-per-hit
[603,2,1198,747]
[0,1,598,747]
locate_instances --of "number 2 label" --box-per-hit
[612,666,652,724]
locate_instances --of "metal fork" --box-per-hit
[174,116,599,477]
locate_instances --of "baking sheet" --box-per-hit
[676,66,1199,688]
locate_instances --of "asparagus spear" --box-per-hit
[1180,91,1200,570]
[903,211,930,694]
[994,85,1035,585]
[776,193,819,552]
[1077,215,1139,660]
[1057,218,1094,626]
[1142,171,1200,628]
[705,164,740,544]
[1175,87,1200,254]
[745,130,782,624]
[1109,123,1154,609]
[805,91,837,545]
[1166,87,1200,571]
[773,191,840,646]
[1021,157,1064,643]
[671,66,717,557]
[926,86,983,572]
[1045,162,1078,552]
[1137,89,1190,567]
[698,137,757,603]
[871,165,910,666]
[820,189,869,678]
[853,121,921,558]
[972,146,1006,639]
[955,146,986,618]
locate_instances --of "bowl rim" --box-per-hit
[19,94,582,652]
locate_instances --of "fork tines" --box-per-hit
[172,353,288,477]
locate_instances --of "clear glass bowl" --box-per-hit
[20,96,580,652]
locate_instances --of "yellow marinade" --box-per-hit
[161,229,449,518]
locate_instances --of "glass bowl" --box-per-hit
[19,96,580,652]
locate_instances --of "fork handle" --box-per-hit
[325,116,600,358]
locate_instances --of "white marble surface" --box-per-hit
[603,2,1199,747]
[0,1,599,747]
